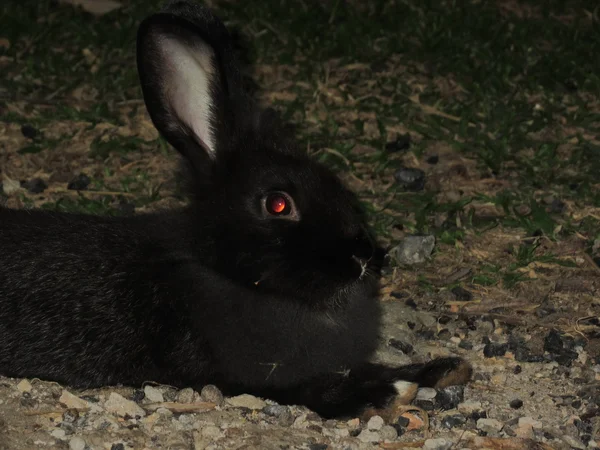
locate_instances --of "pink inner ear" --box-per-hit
[160,36,217,157]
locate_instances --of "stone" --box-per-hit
[518,417,542,429]
[263,405,294,426]
[515,422,534,439]
[177,388,195,404]
[2,178,20,195]
[562,435,586,450]
[23,178,47,194]
[21,124,39,139]
[389,235,435,265]
[451,286,473,301]
[394,167,425,191]
[67,174,91,191]
[414,387,437,410]
[69,437,86,450]
[380,425,398,441]
[436,385,464,410]
[59,390,91,410]
[423,438,453,450]
[367,415,384,430]
[143,386,164,403]
[16,380,32,393]
[346,418,360,430]
[200,385,224,406]
[51,429,66,440]
[441,414,466,428]
[484,342,508,358]
[385,134,411,152]
[226,394,266,410]
[477,418,503,434]
[509,399,523,409]
[201,425,222,439]
[357,429,381,443]
[104,392,146,418]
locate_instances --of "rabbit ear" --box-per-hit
[136,5,243,171]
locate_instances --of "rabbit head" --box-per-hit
[137,1,384,306]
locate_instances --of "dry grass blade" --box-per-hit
[142,401,216,413]
[58,0,122,16]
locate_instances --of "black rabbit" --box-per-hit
[0,0,471,419]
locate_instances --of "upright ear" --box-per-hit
[136,2,246,172]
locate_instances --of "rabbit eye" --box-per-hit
[266,193,290,215]
[262,192,300,221]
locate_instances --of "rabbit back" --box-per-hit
[0,207,214,388]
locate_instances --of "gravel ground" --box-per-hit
[1,296,598,450]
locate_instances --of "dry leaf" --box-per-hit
[59,0,122,16]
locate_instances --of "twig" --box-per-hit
[142,401,216,414]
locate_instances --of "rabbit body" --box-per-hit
[0,208,380,389]
[0,0,471,419]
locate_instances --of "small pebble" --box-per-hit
[143,386,164,403]
[59,390,91,410]
[16,379,32,393]
[457,400,483,415]
[562,435,586,450]
[227,394,266,410]
[385,133,411,152]
[518,417,542,429]
[201,385,224,406]
[307,444,328,450]
[415,387,437,411]
[436,385,464,410]
[51,429,66,440]
[357,429,381,443]
[396,416,410,428]
[21,124,39,139]
[458,341,473,350]
[394,167,425,191]
[367,415,384,430]
[451,286,473,301]
[69,437,86,450]
[513,365,522,374]
[62,409,79,424]
[441,414,466,428]
[423,438,453,450]
[2,179,20,195]
[67,174,91,191]
[389,235,435,265]
[388,338,413,354]
[379,425,398,441]
[477,418,504,434]
[22,178,47,194]
[263,405,294,427]
[346,418,360,430]
[176,387,195,404]
[509,399,523,409]
[201,425,222,439]
[104,392,146,418]
[483,342,508,358]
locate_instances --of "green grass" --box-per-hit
[2,0,599,288]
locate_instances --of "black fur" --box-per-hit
[0,0,470,419]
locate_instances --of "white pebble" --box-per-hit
[143,385,164,403]
[16,379,32,393]
[69,437,86,450]
[367,415,384,430]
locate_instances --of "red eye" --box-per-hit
[266,194,290,215]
